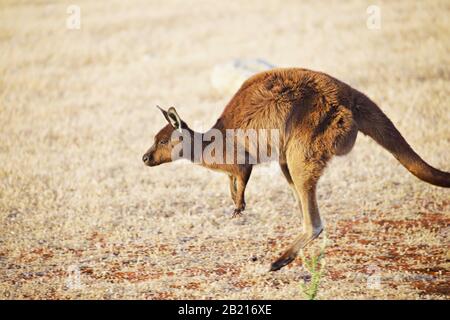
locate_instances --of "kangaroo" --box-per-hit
[142,68,450,271]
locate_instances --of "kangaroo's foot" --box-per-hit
[270,228,322,271]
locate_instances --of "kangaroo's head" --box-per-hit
[142,106,190,167]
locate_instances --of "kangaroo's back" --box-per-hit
[214,68,357,152]
[217,68,348,121]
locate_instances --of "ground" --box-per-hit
[0,0,449,299]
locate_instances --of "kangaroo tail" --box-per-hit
[352,91,450,188]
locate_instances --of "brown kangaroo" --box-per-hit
[142,68,450,271]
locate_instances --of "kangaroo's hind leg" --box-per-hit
[270,145,327,271]
[279,162,301,205]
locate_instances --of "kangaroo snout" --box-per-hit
[142,153,154,166]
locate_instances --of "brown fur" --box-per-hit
[143,68,450,271]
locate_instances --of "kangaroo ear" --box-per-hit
[156,105,171,123]
[167,107,183,133]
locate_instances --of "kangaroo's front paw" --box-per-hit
[231,208,243,219]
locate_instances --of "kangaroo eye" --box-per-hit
[159,140,168,145]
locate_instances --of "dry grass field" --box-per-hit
[1,0,449,299]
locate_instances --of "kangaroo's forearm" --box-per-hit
[234,176,247,210]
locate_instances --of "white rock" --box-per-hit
[210,58,275,95]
